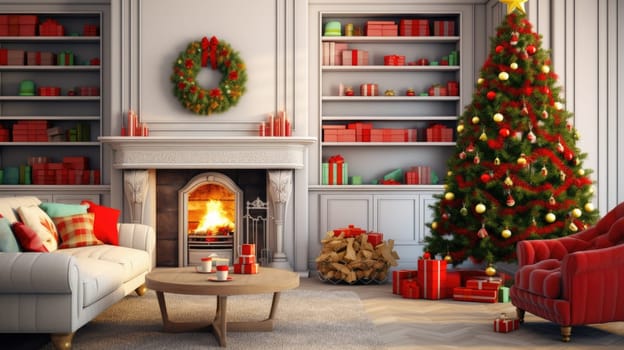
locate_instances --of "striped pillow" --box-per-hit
[54,213,103,249]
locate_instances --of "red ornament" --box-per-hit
[486,91,496,100]
[506,194,515,207]
[477,227,489,239]
[459,151,467,160]
[480,173,491,183]
[495,45,504,53]
[466,143,475,153]
[423,251,431,259]
[442,212,450,220]
[526,45,537,55]
[540,86,551,95]
[564,150,574,161]
[510,32,519,46]
[524,86,533,96]
[499,128,511,138]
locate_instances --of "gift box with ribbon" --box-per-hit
[399,19,430,36]
[418,259,447,299]
[433,20,456,36]
[342,49,369,66]
[392,269,417,294]
[453,286,498,303]
[466,278,502,290]
[360,83,379,96]
[494,313,520,333]
[322,155,348,185]
[401,278,420,299]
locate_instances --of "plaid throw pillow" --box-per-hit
[54,213,103,249]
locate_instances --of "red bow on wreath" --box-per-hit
[201,36,219,69]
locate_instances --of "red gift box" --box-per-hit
[392,269,417,294]
[401,278,420,299]
[367,232,383,247]
[234,263,259,274]
[443,271,462,298]
[494,316,520,333]
[63,156,88,170]
[447,81,459,96]
[418,259,447,300]
[347,122,372,142]
[39,19,64,36]
[240,243,255,255]
[399,19,430,36]
[453,287,498,303]
[342,50,369,66]
[238,255,256,265]
[433,20,456,36]
[328,154,346,184]
[332,224,365,238]
[466,278,502,290]
[360,83,378,96]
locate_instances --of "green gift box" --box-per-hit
[498,286,510,303]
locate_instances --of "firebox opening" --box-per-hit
[179,172,243,266]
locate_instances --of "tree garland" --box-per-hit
[171,36,247,115]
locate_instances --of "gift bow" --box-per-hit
[201,36,219,69]
[329,155,344,164]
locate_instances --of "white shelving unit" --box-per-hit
[0,11,109,202]
[307,4,478,270]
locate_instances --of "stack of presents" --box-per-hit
[31,156,100,185]
[233,243,260,274]
[6,120,91,142]
[0,15,100,68]
[392,256,519,333]
[323,122,454,144]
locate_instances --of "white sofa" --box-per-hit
[0,196,155,350]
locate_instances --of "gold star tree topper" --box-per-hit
[501,0,527,14]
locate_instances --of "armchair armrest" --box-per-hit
[561,243,624,324]
[0,253,78,293]
[117,223,156,268]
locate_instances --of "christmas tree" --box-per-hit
[425,0,600,265]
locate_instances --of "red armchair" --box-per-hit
[510,202,624,341]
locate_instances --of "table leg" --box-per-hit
[212,295,228,347]
[155,291,211,333]
[227,292,280,332]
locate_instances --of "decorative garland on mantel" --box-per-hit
[171,36,247,115]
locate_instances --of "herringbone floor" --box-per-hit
[299,277,624,349]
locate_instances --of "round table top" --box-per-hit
[146,266,300,296]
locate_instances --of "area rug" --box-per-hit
[42,289,385,350]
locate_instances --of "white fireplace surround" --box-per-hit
[100,136,316,272]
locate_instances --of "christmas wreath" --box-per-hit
[171,36,247,115]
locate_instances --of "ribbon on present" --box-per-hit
[494,313,520,332]
[418,259,447,299]
[328,154,344,185]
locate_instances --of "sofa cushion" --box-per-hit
[17,205,58,252]
[54,244,150,284]
[73,257,126,307]
[0,196,41,223]
[11,222,48,252]
[81,200,120,246]
[40,202,88,218]
[515,258,562,299]
[0,216,21,252]
[54,213,103,249]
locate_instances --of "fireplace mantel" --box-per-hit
[99,136,316,169]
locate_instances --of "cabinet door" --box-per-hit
[374,195,417,242]
[319,194,373,233]
[419,194,437,243]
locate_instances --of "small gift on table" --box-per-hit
[494,313,520,333]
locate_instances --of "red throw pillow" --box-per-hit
[80,200,120,245]
[12,222,48,252]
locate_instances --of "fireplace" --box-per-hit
[99,136,316,272]
[179,172,242,266]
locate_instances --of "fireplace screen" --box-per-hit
[179,172,242,266]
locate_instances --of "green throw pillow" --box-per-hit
[39,202,88,218]
[0,216,20,252]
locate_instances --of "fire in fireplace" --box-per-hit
[179,172,242,266]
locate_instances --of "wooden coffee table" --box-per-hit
[145,266,300,347]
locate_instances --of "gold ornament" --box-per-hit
[510,62,518,70]
[472,116,480,124]
[485,264,497,276]
[475,203,486,214]
[494,157,501,166]
[517,156,527,166]
[431,221,438,230]
[457,124,464,133]
[444,192,455,200]
[571,208,583,218]
[501,228,512,239]
[498,71,509,81]
[504,176,513,186]
[493,113,504,122]
[479,131,488,141]
[444,254,453,263]
[578,169,585,176]
[545,212,556,223]
[542,65,551,74]
[569,222,579,232]
[477,77,484,85]
[584,202,595,212]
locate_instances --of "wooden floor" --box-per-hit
[298,276,624,349]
